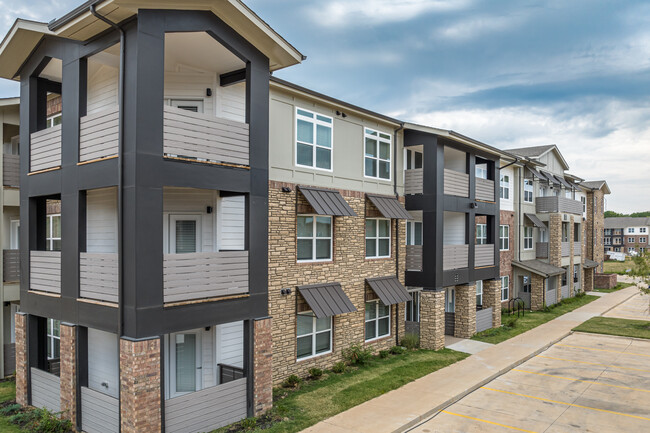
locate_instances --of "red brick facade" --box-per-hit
[46,95,62,117]
[15,313,28,406]
[59,324,77,423]
[595,273,617,289]
[253,318,273,416]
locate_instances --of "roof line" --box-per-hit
[48,0,104,30]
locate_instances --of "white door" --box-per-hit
[169,331,202,397]
[167,215,202,254]
[87,329,119,398]
[10,220,19,249]
[170,99,204,113]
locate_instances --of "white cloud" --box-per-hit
[434,12,528,42]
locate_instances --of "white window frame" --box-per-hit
[523,179,534,203]
[629,247,635,253]
[501,276,509,301]
[640,228,647,234]
[296,312,332,361]
[365,300,391,341]
[46,113,62,129]
[47,318,60,360]
[406,221,423,246]
[297,215,333,262]
[475,165,488,179]
[628,228,635,234]
[405,149,423,170]
[364,128,391,181]
[628,237,635,243]
[499,175,510,199]
[476,224,487,245]
[46,214,61,251]
[524,227,533,250]
[169,99,204,113]
[167,214,202,254]
[640,237,647,244]
[499,225,509,251]
[366,218,391,258]
[581,196,586,213]
[604,238,611,245]
[167,330,202,398]
[405,291,420,322]
[295,108,333,172]
[476,280,483,306]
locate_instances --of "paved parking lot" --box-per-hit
[411,332,650,433]
[604,293,650,321]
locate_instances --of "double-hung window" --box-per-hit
[523,179,534,203]
[640,237,647,243]
[47,318,60,360]
[366,218,391,258]
[499,225,509,251]
[365,300,390,341]
[640,228,647,234]
[500,175,510,199]
[628,237,635,243]
[628,228,635,234]
[523,227,533,250]
[476,280,483,306]
[476,224,487,245]
[297,215,332,262]
[365,129,391,180]
[296,312,332,360]
[296,108,332,170]
[406,221,423,246]
[46,214,61,251]
[500,276,509,301]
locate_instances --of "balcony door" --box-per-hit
[166,214,202,254]
[169,331,202,398]
[10,220,19,249]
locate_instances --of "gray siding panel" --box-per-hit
[3,249,20,282]
[574,242,582,255]
[163,251,249,303]
[443,244,469,270]
[475,244,494,267]
[3,154,20,187]
[31,368,60,413]
[163,105,249,166]
[4,343,15,376]
[80,253,118,303]
[444,169,469,197]
[546,288,558,306]
[81,387,119,433]
[30,251,61,294]
[79,106,119,162]
[561,242,570,257]
[406,245,422,271]
[536,242,548,259]
[561,285,569,299]
[535,196,582,215]
[476,307,493,333]
[30,125,62,172]
[165,378,247,433]
[404,169,423,195]
[475,177,495,201]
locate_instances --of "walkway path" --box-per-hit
[302,286,639,433]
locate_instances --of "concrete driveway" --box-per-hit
[412,332,650,433]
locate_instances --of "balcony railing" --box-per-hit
[30,251,61,294]
[444,169,469,197]
[163,251,249,303]
[562,242,570,257]
[30,125,61,172]
[443,244,468,270]
[79,105,119,163]
[535,196,582,215]
[404,168,423,195]
[79,253,118,303]
[3,154,19,187]
[536,242,548,258]
[475,244,495,267]
[163,106,249,166]
[475,178,495,202]
[574,242,582,255]
[406,245,422,271]
[3,249,19,282]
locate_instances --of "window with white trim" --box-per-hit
[604,238,611,245]
[604,229,612,236]
[640,237,647,243]
[581,196,586,213]
[46,113,62,129]
[499,225,509,251]
[406,221,423,246]
[296,108,332,170]
[297,215,332,262]
[405,149,423,170]
[365,128,391,180]
[640,228,647,234]
[524,179,534,203]
[500,276,509,301]
[365,300,390,341]
[523,227,533,250]
[628,247,635,253]
[476,280,483,306]
[296,312,332,360]
[500,175,510,199]
[628,228,635,234]
[628,237,635,243]
[366,218,391,258]
[405,291,420,322]
[46,214,61,251]
[476,224,487,245]
[47,318,60,360]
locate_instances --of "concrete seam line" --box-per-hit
[398,331,572,433]
[572,330,650,344]
[598,290,641,316]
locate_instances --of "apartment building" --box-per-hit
[0,98,20,379]
[604,217,650,254]
[0,1,304,431]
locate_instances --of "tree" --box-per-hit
[631,251,650,315]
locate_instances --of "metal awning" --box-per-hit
[526,166,544,179]
[541,171,561,185]
[512,260,566,277]
[524,213,547,229]
[297,283,357,319]
[298,186,357,216]
[582,259,599,269]
[554,175,574,189]
[366,194,412,219]
[366,276,413,305]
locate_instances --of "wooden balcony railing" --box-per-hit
[475,178,495,201]
[2,154,19,187]
[30,251,61,294]
[79,253,118,303]
[404,168,423,195]
[535,196,582,215]
[443,244,468,270]
[475,244,495,267]
[444,169,469,197]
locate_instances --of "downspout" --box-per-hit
[393,122,404,345]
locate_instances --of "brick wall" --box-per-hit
[253,318,273,416]
[59,324,77,424]
[419,290,444,350]
[595,273,617,289]
[454,284,476,338]
[549,213,562,267]
[15,313,27,406]
[268,181,406,384]
[584,268,594,292]
[500,211,514,307]
[120,338,161,433]
[586,190,605,271]
[46,96,62,117]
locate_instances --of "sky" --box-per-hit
[0,0,648,212]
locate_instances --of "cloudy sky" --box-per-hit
[1,0,648,212]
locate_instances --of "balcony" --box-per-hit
[79,106,119,163]
[535,196,582,215]
[30,251,61,294]
[536,242,548,259]
[444,169,469,197]
[3,249,19,282]
[404,168,422,195]
[574,242,582,255]
[475,244,495,267]
[406,245,422,271]
[443,244,468,270]
[562,242,570,257]
[163,106,249,167]
[3,155,19,187]
[475,178,495,202]
[30,126,62,172]
[79,253,118,303]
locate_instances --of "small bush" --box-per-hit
[282,374,301,388]
[331,361,347,373]
[576,291,586,298]
[308,368,323,379]
[8,407,73,433]
[342,344,373,365]
[0,403,21,416]
[504,316,518,328]
[240,417,257,430]
[378,350,390,358]
[389,345,406,355]
[400,333,420,350]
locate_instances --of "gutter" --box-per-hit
[393,122,404,345]
[51,0,104,31]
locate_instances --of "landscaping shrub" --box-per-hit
[378,350,390,359]
[0,403,21,416]
[504,316,518,328]
[342,344,373,365]
[282,375,302,388]
[240,417,257,431]
[575,291,586,298]
[400,333,419,350]
[389,345,406,355]
[331,361,347,373]
[8,407,73,433]
[308,368,323,379]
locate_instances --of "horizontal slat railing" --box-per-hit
[163,251,249,303]
[535,196,582,215]
[443,244,469,270]
[3,249,20,282]
[444,169,469,197]
[406,245,423,271]
[81,386,119,433]
[30,125,61,172]
[536,242,549,258]
[30,251,61,294]
[80,253,118,303]
[79,105,119,162]
[163,105,249,166]
[404,169,423,195]
[476,307,493,333]
[574,242,582,255]
[475,244,495,267]
[31,367,61,413]
[475,177,495,201]
[561,242,570,257]
[3,154,19,187]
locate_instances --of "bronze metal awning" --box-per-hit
[366,276,413,305]
[366,194,412,219]
[297,283,357,318]
[298,186,356,216]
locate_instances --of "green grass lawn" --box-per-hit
[214,349,468,433]
[574,316,650,339]
[0,378,21,433]
[472,294,599,344]
[603,259,634,275]
[594,282,634,293]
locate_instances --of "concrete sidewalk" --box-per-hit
[302,286,639,433]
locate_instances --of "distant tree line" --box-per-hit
[604,211,650,218]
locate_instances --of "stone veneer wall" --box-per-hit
[549,213,562,267]
[253,318,273,415]
[454,284,476,338]
[500,211,515,307]
[584,268,594,292]
[120,338,161,433]
[59,324,77,424]
[586,190,605,271]
[419,291,445,350]
[530,274,545,311]
[268,181,406,385]
[483,279,502,327]
[15,313,27,406]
